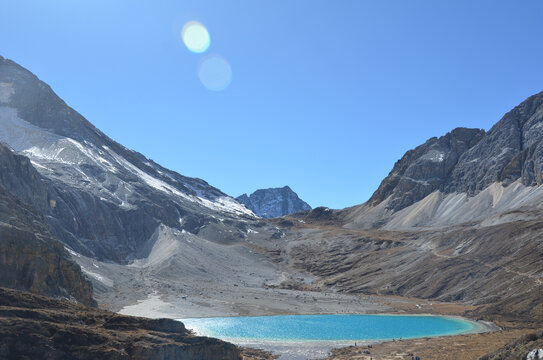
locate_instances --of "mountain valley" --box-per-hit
[0,55,542,359]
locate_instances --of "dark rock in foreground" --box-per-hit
[0,287,242,360]
[237,186,311,218]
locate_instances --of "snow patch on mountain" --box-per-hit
[0,106,254,217]
[0,106,60,150]
[422,149,445,162]
[0,83,14,103]
[103,145,254,216]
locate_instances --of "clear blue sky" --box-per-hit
[1,1,542,209]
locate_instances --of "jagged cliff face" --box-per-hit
[237,186,311,218]
[448,92,543,191]
[369,92,543,213]
[368,127,486,211]
[0,55,258,263]
[343,92,543,230]
[0,145,95,306]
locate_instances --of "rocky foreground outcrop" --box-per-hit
[480,331,543,360]
[0,287,242,360]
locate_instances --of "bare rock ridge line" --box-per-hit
[236,185,311,218]
[0,54,267,264]
[366,91,543,213]
[368,127,486,211]
[328,91,543,230]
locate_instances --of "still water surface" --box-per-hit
[180,314,478,342]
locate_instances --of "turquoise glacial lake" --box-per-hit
[180,314,479,342]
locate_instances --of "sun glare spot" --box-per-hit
[198,55,232,91]
[182,21,210,53]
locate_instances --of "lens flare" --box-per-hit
[198,55,232,91]
[182,21,210,53]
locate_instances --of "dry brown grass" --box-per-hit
[323,328,534,360]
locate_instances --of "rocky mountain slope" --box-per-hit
[0,55,265,263]
[277,218,543,322]
[0,55,290,319]
[342,91,543,230]
[0,57,281,360]
[277,91,543,326]
[0,143,96,306]
[371,91,543,211]
[367,127,486,211]
[236,186,311,218]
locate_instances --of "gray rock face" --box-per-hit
[369,91,543,211]
[0,55,257,263]
[448,92,543,192]
[237,186,311,218]
[0,144,96,306]
[369,127,485,211]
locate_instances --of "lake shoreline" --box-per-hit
[117,291,501,359]
[179,314,498,360]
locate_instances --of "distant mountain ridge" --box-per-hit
[237,186,311,218]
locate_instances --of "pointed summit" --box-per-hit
[236,186,311,218]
